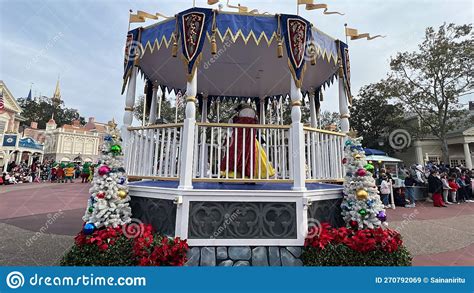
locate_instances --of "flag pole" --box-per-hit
[344,23,349,44]
[128,9,132,32]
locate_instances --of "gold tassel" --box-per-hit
[211,35,217,55]
[172,40,178,57]
[311,55,316,65]
[277,41,283,58]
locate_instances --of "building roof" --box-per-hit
[0,80,23,114]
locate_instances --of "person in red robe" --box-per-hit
[220,104,275,179]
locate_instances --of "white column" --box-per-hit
[309,89,317,128]
[122,67,138,141]
[290,76,306,191]
[148,84,158,125]
[201,95,208,123]
[3,152,10,171]
[157,87,164,119]
[463,142,472,169]
[27,153,33,166]
[121,67,138,170]
[414,140,424,165]
[178,73,197,189]
[338,65,350,133]
[259,97,265,124]
[16,151,23,164]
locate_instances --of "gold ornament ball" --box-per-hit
[118,190,128,199]
[356,189,368,200]
[353,154,361,160]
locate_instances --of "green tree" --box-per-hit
[134,95,184,124]
[380,23,473,161]
[319,111,340,130]
[17,96,85,129]
[350,84,405,153]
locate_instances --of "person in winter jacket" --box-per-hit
[429,170,446,207]
[404,173,416,208]
[448,176,459,204]
[441,173,452,204]
[380,175,391,208]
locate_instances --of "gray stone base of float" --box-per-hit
[186,246,303,266]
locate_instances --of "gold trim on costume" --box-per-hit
[340,113,350,119]
[125,106,134,111]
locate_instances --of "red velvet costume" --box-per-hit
[220,116,258,178]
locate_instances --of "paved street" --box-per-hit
[0,183,473,266]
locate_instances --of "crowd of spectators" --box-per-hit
[0,160,94,185]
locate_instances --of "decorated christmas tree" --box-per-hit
[341,137,387,230]
[82,120,132,234]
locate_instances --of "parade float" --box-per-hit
[116,1,389,266]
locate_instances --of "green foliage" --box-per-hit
[134,94,184,123]
[60,236,135,266]
[319,111,340,130]
[134,95,312,125]
[350,84,406,153]
[17,96,85,129]
[366,23,473,160]
[302,244,412,266]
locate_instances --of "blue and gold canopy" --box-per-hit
[123,7,350,100]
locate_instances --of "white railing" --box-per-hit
[194,123,291,181]
[126,123,183,179]
[125,123,345,184]
[303,127,345,182]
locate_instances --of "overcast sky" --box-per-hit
[0,0,472,124]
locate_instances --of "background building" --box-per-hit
[394,107,474,169]
[0,80,44,171]
[25,118,108,164]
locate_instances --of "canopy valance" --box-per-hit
[123,7,350,101]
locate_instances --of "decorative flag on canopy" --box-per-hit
[345,27,385,41]
[0,89,4,110]
[129,10,171,23]
[279,14,311,88]
[338,40,352,104]
[177,8,214,81]
[121,28,142,94]
[297,0,344,15]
